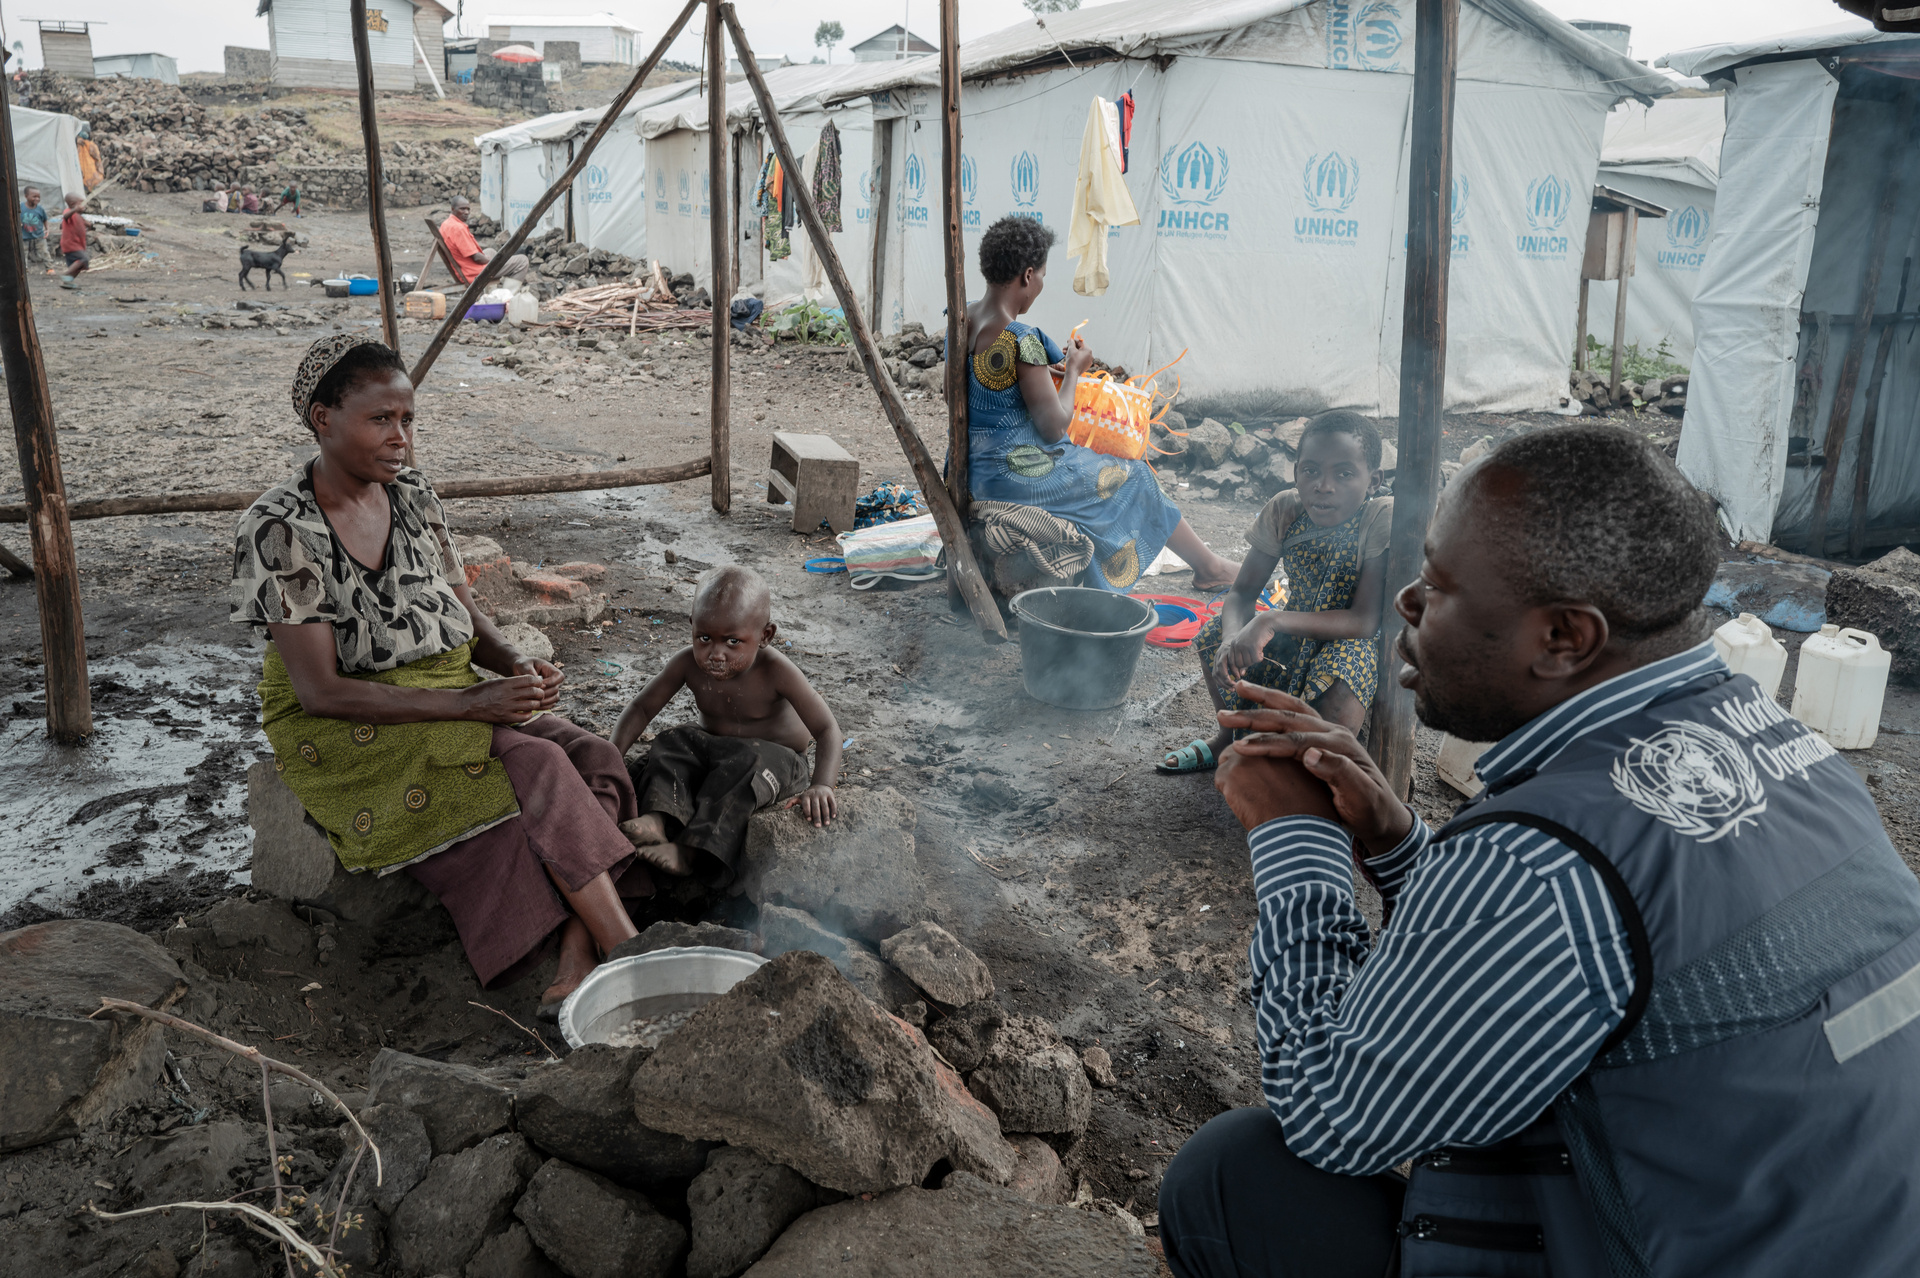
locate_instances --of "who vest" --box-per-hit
[1397,671,1920,1278]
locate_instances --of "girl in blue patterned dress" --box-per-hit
[964,217,1239,593]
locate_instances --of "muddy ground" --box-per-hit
[2,188,1917,1275]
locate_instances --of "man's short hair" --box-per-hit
[1299,410,1384,470]
[1473,425,1720,646]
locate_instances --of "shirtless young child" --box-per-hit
[610,565,841,882]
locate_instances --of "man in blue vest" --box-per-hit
[1158,424,1920,1278]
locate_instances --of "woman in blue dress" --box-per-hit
[965,217,1240,593]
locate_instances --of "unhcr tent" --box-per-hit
[476,79,702,254]
[787,0,1669,420]
[10,105,86,202]
[636,62,897,305]
[1665,25,1920,551]
[1583,92,1724,363]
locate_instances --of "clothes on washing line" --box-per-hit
[1116,91,1135,174]
[814,119,844,232]
[754,153,791,261]
[1068,95,1141,297]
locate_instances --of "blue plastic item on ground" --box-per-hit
[346,276,378,296]
[465,303,506,322]
[1704,558,1831,633]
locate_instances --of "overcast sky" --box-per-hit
[3,0,1870,78]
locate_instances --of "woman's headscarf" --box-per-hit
[292,331,385,429]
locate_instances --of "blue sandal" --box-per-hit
[1156,739,1217,774]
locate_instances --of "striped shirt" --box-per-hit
[1247,640,1728,1175]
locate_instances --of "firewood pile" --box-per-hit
[536,264,712,333]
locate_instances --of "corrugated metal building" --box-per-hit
[258,0,450,91]
[93,52,180,84]
[36,22,96,79]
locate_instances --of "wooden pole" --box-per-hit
[407,0,703,389]
[0,539,32,577]
[1849,256,1910,558]
[1811,84,1917,558]
[0,458,715,526]
[1574,278,1588,372]
[939,0,968,517]
[1369,0,1457,796]
[720,3,1007,642]
[869,119,892,325]
[706,0,731,515]
[0,79,91,743]
[1607,209,1635,406]
[349,0,401,359]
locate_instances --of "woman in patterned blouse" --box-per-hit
[231,334,651,1009]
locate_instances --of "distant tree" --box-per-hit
[814,20,844,63]
[1022,0,1080,12]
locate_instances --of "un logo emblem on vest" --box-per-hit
[1611,721,1768,843]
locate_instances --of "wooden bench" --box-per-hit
[768,431,859,533]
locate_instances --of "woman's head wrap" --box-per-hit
[291,331,386,429]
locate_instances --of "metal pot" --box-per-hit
[556,946,766,1050]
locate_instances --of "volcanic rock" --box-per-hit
[1185,418,1234,469]
[0,919,187,1151]
[465,1223,565,1278]
[879,922,994,1007]
[744,1172,1159,1276]
[925,998,1006,1073]
[606,920,763,962]
[515,1044,714,1188]
[515,1158,689,1278]
[1005,1134,1073,1205]
[1827,547,1920,682]
[1081,1045,1117,1088]
[365,1049,513,1156]
[686,1146,838,1278]
[966,1016,1093,1137]
[628,951,1017,1194]
[738,786,929,943]
[388,1132,541,1275]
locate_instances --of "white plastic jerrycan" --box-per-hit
[1712,613,1789,699]
[1790,625,1891,750]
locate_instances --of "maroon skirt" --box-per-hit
[406,714,653,987]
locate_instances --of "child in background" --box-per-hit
[19,187,48,269]
[57,194,90,291]
[1158,410,1394,773]
[611,565,842,883]
[242,186,262,214]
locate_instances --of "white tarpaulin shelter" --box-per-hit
[1584,93,1724,363]
[10,105,86,202]
[1664,24,1920,550]
[476,79,702,254]
[777,0,1670,421]
[636,63,897,306]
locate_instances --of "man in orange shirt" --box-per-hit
[440,197,536,289]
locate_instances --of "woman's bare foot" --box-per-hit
[1164,518,1243,591]
[620,814,669,846]
[634,841,695,876]
[541,917,599,1007]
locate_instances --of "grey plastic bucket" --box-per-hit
[1009,587,1159,710]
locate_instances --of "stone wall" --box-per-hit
[473,58,548,113]
[285,160,481,211]
[224,46,271,80]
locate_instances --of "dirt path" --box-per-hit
[2,187,1916,1261]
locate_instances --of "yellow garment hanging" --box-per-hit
[1067,96,1140,297]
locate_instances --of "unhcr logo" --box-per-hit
[961,154,980,228]
[1516,175,1571,259]
[1327,0,1406,71]
[585,163,611,206]
[1402,175,1470,253]
[855,169,874,225]
[1155,142,1230,239]
[1009,151,1042,223]
[901,153,929,226]
[1658,204,1710,271]
[654,166,667,214]
[1295,151,1360,246]
[699,169,710,219]
[676,168,692,218]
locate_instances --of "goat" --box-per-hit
[238,233,297,291]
